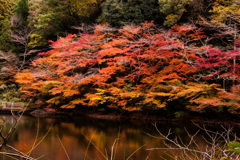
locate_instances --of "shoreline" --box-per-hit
[24,108,240,126]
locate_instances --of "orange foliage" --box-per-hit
[16,22,214,111]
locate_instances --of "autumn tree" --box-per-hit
[188,38,240,114]
[196,39,240,87]
[16,23,213,112]
[200,0,240,46]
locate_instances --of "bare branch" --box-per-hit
[146,123,240,159]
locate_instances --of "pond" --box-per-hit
[1,115,239,160]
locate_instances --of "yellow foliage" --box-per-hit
[209,0,240,26]
[46,95,62,105]
[95,88,105,95]
[176,83,220,99]
[28,33,48,48]
[40,81,64,95]
[120,92,140,99]
[60,98,89,109]
[143,98,167,108]
[85,93,113,106]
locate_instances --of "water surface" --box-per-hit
[1,116,237,160]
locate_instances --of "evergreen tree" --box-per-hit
[15,0,29,24]
[27,0,102,49]
[0,19,13,51]
[158,0,215,26]
[158,0,193,26]
[68,0,103,23]
[0,0,16,51]
[27,0,74,48]
[98,0,162,27]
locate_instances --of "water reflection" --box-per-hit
[1,116,238,160]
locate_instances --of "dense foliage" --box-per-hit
[15,22,240,114]
[98,0,162,27]
[15,0,29,23]
[27,0,103,48]
[0,0,16,51]
[0,0,239,115]
[200,0,240,45]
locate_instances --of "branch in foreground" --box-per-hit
[0,102,36,160]
[146,123,240,160]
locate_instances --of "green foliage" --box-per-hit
[98,0,162,27]
[0,19,14,51]
[15,0,29,23]
[68,0,103,23]
[0,0,16,51]
[27,0,72,48]
[226,141,240,153]
[159,0,193,26]
[27,33,48,48]
[158,0,215,26]
[28,0,72,35]
[0,84,21,102]
[28,0,102,49]
[97,0,123,27]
